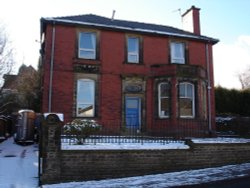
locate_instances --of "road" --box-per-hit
[176,176,250,188]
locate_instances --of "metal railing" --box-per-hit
[61,119,209,145]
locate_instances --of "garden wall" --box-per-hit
[39,114,250,185]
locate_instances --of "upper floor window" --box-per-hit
[78,32,96,59]
[158,82,170,118]
[77,79,95,117]
[127,37,139,63]
[179,82,195,118]
[171,42,185,64]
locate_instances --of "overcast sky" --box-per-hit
[0,0,250,89]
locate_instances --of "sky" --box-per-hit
[0,0,250,89]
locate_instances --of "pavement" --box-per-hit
[0,137,38,188]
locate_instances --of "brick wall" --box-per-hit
[40,115,250,185]
[58,143,250,183]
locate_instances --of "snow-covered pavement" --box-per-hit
[0,138,39,188]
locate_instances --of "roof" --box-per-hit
[41,14,218,44]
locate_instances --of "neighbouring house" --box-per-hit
[1,64,39,112]
[40,6,219,137]
[2,65,37,93]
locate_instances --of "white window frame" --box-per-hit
[158,82,170,118]
[179,82,195,118]
[78,32,96,59]
[76,79,95,117]
[127,37,139,63]
[171,42,185,64]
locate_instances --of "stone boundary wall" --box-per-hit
[39,115,250,185]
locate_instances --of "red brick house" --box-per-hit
[40,6,218,137]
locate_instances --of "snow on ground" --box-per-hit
[1,137,250,188]
[42,163,250,188]
[0,138,39,188]
[192,137,250,143]
[61,137,250,150]
[61,141,189,150]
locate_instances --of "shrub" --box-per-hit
[63,119,101,145]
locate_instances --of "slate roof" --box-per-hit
[41,14,218,44]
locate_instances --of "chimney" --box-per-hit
[182,6,201,35]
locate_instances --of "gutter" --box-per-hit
[48,22,56,112]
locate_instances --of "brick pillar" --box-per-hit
[40,114,62,184]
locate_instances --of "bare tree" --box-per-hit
[0,23,15,87]
[238,66,250,90]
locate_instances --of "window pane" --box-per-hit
[128,54,138,63]
[79,50,95,59]
[159,83,170,117]
[180,98,193,116]
[79,32,96,59]
[78,81,94,103]
[77,80,95,117]
[174,43,184,57]
[171,42,185,64]
[126,99,138,108]
[160,83,170,97]
[179,83,195,117]
[128,38,139,52]
[78,104,94,116]
[186,84,193,98]
[128,37,139,63]
[160,98,170,117]
[179,83,185,97]
[79,32,96,49]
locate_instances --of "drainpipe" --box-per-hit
[205,43,212,134]
[48,22,56,112]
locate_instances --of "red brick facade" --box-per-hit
[40,8,218,137]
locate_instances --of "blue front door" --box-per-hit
[125,97,141,128]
